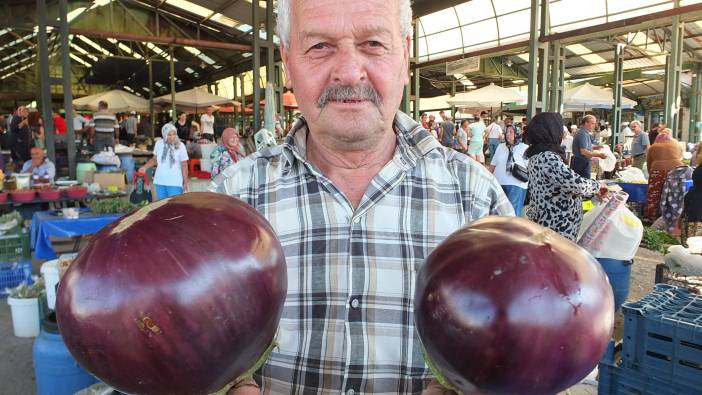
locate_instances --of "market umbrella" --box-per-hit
[154,88,240,112]
[446,83,526,108]
[563,83,637,109]
[259,91,298,109]
[73,89,150,113]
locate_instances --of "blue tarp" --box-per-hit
[618,179,692,204]
[30,210,122,260]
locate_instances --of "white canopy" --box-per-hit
[73,90,150,113]
[154,88,239,110]
[446,83,526,108]
[563,83,637,110]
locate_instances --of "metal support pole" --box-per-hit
[539,0,550,111]
[549,41,562,113]
[169,45,176,121]
[450,82,456,119]
[266,0,275,113]
[148,59,154,137]
[558,44,565,112]
[252,0,261,131]
[36,0,55,162]
[612,43,624,149]
[240,74,246,130]
[412,21,421,121]
[402,84,410,114]
[690,63,702,143]
[59,0,76,179]
[665,0,684,138]
[527,0,540,119]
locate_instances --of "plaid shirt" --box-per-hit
[211,111,513,395]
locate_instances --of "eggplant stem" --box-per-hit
[209,339,278,395]
[422,346,463,395]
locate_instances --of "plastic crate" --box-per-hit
[620,284,702,388]
[655,264,702,294]
[598,342,698,395]
[0,228,31,262]
[0,260,33,297]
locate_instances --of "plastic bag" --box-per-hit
[91,147,121,167]
[664,245,702,276]
[577,191,643,260]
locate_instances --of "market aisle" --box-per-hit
[0,294,36,395]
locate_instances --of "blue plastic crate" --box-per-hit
[0,260,33,297]
[598,342,699,394]
[621,284,702,388]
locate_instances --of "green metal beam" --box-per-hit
[527,0,540,119]
[664,4,684,137]
[612,44,624,148]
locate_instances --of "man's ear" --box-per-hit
[402,35,411,86]
[280,44,293,89]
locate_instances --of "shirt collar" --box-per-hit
[281,111,442,173]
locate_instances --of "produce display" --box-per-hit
[56,192,287,395]
[415,216,614,395]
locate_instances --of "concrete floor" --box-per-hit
[0,248,665,395]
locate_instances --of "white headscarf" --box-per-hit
[161,123,181,167]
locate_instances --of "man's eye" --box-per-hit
[367,41,383,47]
[310,43,327,50]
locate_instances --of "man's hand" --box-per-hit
[225,378,260,395]
[598,152,608,159]
[422,379,456,395]
[422,379,488,395]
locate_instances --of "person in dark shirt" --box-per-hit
[9,106,32,165]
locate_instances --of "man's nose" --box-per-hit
[331,46,367,86]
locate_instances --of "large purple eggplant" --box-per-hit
[57,192,286,395]
[415,216,613,395]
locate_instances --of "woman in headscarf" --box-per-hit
[644,128,683,222]
[139,123,189,200]
[524,112,604,241]
[680,165,702,246]
[210,127,245,180]
[489,124,529,216]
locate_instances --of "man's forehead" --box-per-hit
[293,0,399,35]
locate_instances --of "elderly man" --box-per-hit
[87,101,119,152]
[215,1,513,394]
[21,147,56,184]
[629,120,649,169]
[200,106,216,141]
[570,115,607,179]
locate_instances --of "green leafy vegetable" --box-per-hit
[641,227,678,253]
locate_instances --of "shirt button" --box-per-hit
[347,390,355,395]
[353,217,361,224]
[350,298,359,309]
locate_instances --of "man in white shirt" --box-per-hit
[486,119,503,160]
[200,106,215,141]
[73,113,88,135]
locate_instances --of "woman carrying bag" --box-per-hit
[489,125,529,215]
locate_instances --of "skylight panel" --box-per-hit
[77,35,113,56]
[70,53,92,67]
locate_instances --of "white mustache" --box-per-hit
[316,84,381,108]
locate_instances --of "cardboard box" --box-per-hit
[84,171,126,190]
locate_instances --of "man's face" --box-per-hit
[31,149,44,164]
[585,118,597,131]
[631,123,641,135]
[207,107,213,116]
[20,108,28,118]
[280,0,410,149]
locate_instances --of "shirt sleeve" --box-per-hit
[491,145,505,167]
[46,161,56,181]
[21,161,30,173]
[643,133,650,146]
[178,145,189,162]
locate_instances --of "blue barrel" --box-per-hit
[33,313,98,395]
[597,258,633,312]
[118,154,136,184]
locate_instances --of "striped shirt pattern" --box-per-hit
[88,111,119,133]
[212,111,514,395]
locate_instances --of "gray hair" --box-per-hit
[629,120,641,128]
[276,0,413,48]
